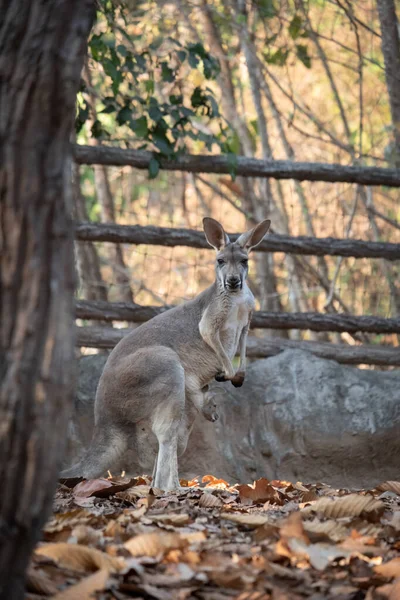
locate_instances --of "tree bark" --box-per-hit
[93,163,134,303]
[72,163,108,303]
[376,0,400,166]
[0,2,94,598]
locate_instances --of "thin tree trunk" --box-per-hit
[376,0,400,166]
[72,163,108,303]
[83,65,134,303]
[0,2,94,598]
[93,163,134,303]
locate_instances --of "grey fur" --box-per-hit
[61,217,271,490]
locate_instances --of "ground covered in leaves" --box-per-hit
[27,475,400,599]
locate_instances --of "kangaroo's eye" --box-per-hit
[217,259,225,266]
[241,259,248,266]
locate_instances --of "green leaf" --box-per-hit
[191,87,206,108]
[265,47,289,66]
[177,50,187,63]
[132,116,148,138]
[116,44,127,57]
[161,62,175,83]
[149,103,163,123]
[256,0,276,18]
[169,94,183,105]
[145,79,154,94]
[289,15,302,40]
[91,119,105,139]
[296,44,311,68]
[148,157,160,179]
[117,105,131,125]
[227,153,238,181]
[152,132,174,155]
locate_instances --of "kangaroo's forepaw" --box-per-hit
[231,372,245,388]
[215,372,228,382]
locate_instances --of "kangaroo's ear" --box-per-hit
[236,219,271,252]
[203,217,230,251]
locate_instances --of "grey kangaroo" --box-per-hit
[61,217,271,490]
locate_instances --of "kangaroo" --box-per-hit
[61,217,271,490]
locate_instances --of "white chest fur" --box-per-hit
[220,286,254,357]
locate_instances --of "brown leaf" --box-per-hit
[124,531,205,558]
[53,567,110,599]
[116,485,152,502]
[301,490,318,503]
[150,513,191,526]
[376,578,400,599]
[73,477,134,498]
[285,537,353,571]
[26,569,58,596]
[35,542,124,573]
[202,474,230,489]
[303,518,349,543]
[301,494,384,520]
[279,512,310,544]
[375,558,400,579]
[377,481,400,496]
[237,478,282,505]
[199,493,223,509]
[220,512,271,527]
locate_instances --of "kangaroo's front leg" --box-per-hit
[231,313,251,388]
[200,327,236,380]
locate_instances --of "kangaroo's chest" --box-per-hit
[220,295,252,357]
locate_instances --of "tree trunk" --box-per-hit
[94,163,134,302]
[72,163,108,304]
[376,0,400,166]
[0,2,94,598]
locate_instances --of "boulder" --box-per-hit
[64,350,400,488]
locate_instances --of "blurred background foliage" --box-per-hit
[74,0,399,349]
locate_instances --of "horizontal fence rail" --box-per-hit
[75,222,400,261]
[73,145,400,187]
[76,326,399,366]
[76,300,400,334]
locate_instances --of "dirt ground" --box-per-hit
[27,474,400,599]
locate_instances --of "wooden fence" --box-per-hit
[73,145,400,366]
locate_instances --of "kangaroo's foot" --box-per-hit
[231,371,245,388]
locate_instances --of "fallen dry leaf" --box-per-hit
[124,531,205,557]
[150,513,191,526]
[303,518,349,543]
[302,493,384,520]
[285,537,353,571]
[376,578,400,599]
[53,567,110,599]
[377,481,400,496]
[375,558,400,579]
[237,478,283,505]
[26,569,58,596]
[202,474,230,489]
[199,493,223,509]
[35,542,124,573]
[220,512,271,527]
[116,485,152,502]
[279,512,309,544]
[73,477,134,498]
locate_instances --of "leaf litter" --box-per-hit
[26,475,400,599]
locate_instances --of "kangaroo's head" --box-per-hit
[203,217,271,292]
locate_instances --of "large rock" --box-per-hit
[64,350,400,488]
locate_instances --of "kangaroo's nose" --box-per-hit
[227,275,241,289]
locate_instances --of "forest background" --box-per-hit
[75,0,400,351]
